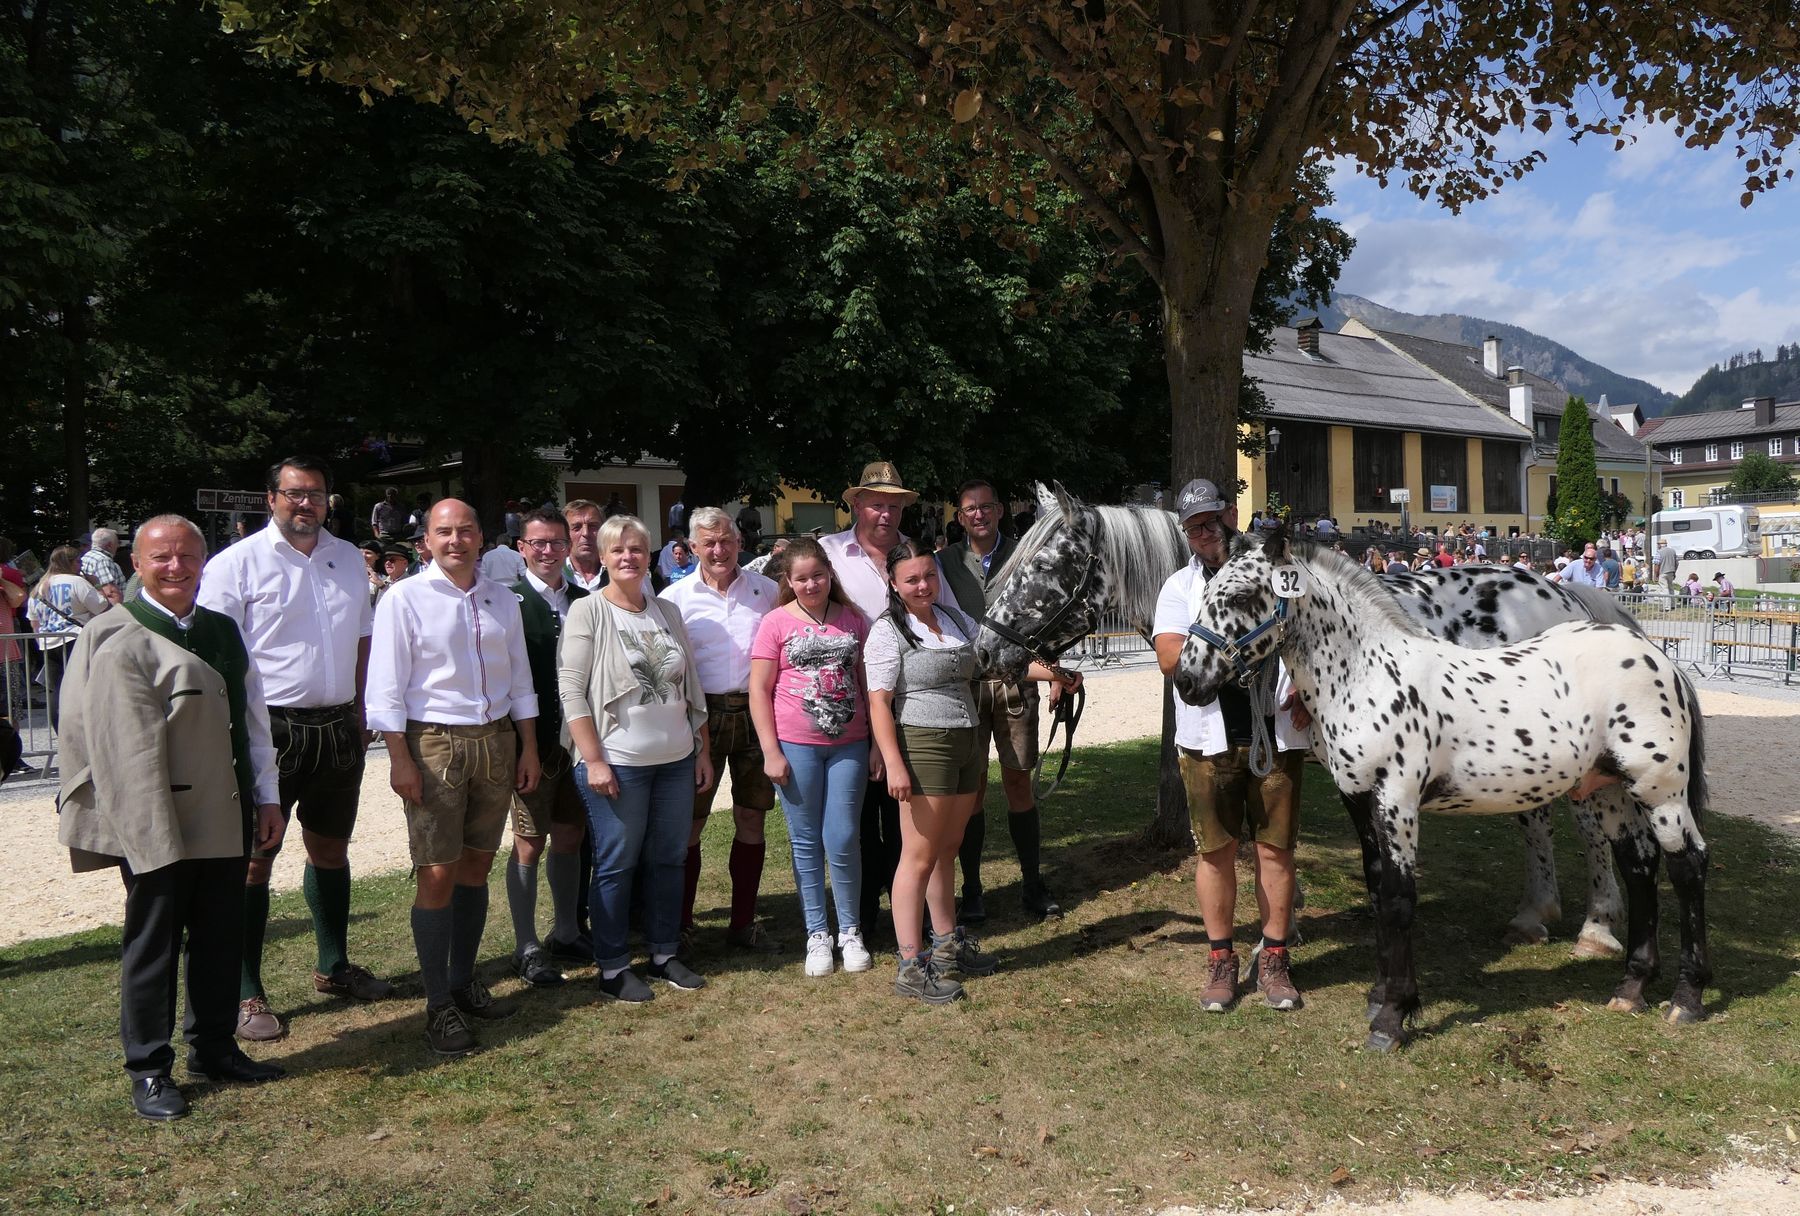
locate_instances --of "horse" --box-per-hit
[974,483,1631,954]
[1173,527,1711,1051]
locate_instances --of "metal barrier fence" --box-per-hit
[1067,611,1154,668]
[2,631,60,778]
[1617,591,1800,685]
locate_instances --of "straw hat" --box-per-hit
[843,461,919,508]
[1415,546,1431,557]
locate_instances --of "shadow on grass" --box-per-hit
[0,911,375,981]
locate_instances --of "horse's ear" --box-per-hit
[1033,482,1060,517]
[1264,523,1291,563]
[1050,480,1076,522]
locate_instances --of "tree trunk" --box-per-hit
[459,441,507,538]
[62,297,90,537]
[1144,676,1195,850]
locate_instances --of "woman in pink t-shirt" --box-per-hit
[749,538,877,978]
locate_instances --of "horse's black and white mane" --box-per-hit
[992,500,1185,631]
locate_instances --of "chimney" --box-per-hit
[1483,335,1502,378]
[1507,366,1533,429]
[1296,316,1322,357]
[1754,395,1776,426]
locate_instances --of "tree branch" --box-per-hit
[1341,0,1431,56]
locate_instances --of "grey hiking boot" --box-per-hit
[1256,946,1303,1011]
[931,928,998,977]
[895,954,965,1005]
[1200,949,1240,1013]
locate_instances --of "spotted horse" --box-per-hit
[1174,527,1711,1051]
[975,483,1634,955]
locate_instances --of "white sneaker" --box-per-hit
[804,930,835,977]
[838,927,873,973]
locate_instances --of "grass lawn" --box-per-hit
[2,739,1796,1214]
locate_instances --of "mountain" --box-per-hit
[1302,294,1680,415]
[1665,348,1800,416]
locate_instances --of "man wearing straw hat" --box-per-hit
[820,461,919,940]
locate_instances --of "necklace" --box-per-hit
[795,598,831,628]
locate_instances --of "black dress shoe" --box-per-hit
[133,1076,189,1121]
[188,1049,286,1085]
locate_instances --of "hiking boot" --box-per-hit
[1200,949,1240,1013]
[451,979,513,1021]
[313,962,396,1002]
[894,955,964,1005]
[931,928,999,977]
[838,927,873,973]
[425,1003,476,1056]
[235,996,285,1042]
[804,931,835,977]
[727,922,782,954]
[1022,879,1063,920]
[1256,947,1303,1011]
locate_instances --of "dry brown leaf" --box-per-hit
[1037,1125,1055,1145]
[974,1145,1002,1158]
[1329,1166,1352,1186]
[952,88,983,123]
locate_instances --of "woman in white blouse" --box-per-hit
[559,516,713,1002]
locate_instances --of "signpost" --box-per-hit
[1390,487,1412,537]
[194,489,265,514]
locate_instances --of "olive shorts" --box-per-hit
[695,697,777,816]
[511,741,585,838]
[1178,745,1305,854]
[402,719,517,867]
[899,724,985,797]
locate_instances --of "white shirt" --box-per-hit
[565,560,606,593]
[819,527,902,623]
[364,563,539,733]
[140,590,279,804]
[658,566,777,694]
[198,522,373,709]
[600,602,694,765]
[524,569,571,620]
[480,545,527,584]
[1151,558,1306,755]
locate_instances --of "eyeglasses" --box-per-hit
[959,502,1001,516]
[1183,519,1226,538]
[274,489,328,505]
[521,538,570,553]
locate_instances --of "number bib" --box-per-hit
[1271,563,1310,599]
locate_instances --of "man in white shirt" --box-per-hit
[563,499,608,593]
[480,534,527,584]
[820,460,917,936]
[661,507,781,953]
[199,457,393,1044]
[502,507,590,986]
[1565,544,1608,588]
[366,499,542,1056]
[1152,478,1309,1014]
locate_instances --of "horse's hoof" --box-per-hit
[1606,995,1648,1014]
[1572,934,1623,960]
[1365,1029,1406,1053]
[1664,1002,1707,1026]
[1502,923,1550,947]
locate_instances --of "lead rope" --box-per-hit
[1246,658,1282,778]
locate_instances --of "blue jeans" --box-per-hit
[777,739,868,937]
[575,754,694,971]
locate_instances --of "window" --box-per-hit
[1772,438,1786,457]
[1668,488,1685,508]
[1610,478,1620,494]
[1704,444,1718,462]
[1535,416,1560,444]
[1420,433,1468,515]
[1353,428,1405,513]
[1731,441,1745,460]
[1482,439,1522,513]
[1671,447,1683,465]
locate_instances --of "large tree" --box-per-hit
[215,0,1800,488]
[1725,451,1799,499]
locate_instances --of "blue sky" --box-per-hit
[1324,120,1800,397]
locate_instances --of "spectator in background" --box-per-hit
[736,503,765,554]
[27,545,109,731]
[480,533,528,584]
[406,493,432,541]
[1565,544,1607,588]
[656,525,689,582]
[1600,548,1623,591]
[81,528,127,605]
[603,493,628,519]
[1713,571,1735,605]
[371,488,407,541]
[326,494,356,539]
[664,538,698,584]
[502,500,523,540]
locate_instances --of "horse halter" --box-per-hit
[982,550,1102,671]
[1187,595,1290,685]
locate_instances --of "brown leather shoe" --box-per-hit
[313,963,396,1002]
[1199,949,1240,1013]
[235,996,285,1042]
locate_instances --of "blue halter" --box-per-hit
[1187,596,1290,685]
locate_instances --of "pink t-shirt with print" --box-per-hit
[750,606,870,746]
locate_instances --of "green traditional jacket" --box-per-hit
[510,577,588,745]
[937,533,1018,620]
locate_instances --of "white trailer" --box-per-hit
[1650,504,1760,559]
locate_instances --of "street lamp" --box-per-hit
[1267,426,1282,454]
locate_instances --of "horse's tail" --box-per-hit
[1678,669,1708,821]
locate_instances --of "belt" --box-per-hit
[271,702,356,724]
[706,692,751,709]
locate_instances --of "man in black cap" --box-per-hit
[1151,478,1309,1015]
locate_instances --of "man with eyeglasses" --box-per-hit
[1565,543,1608,588]
[502,507,591,985]
[937,479,1060,921]
[1151,478,1309,1015]
[198,456,394,1044]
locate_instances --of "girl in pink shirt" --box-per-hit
[749,539,878,977]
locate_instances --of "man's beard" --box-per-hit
[279,515,320,539]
